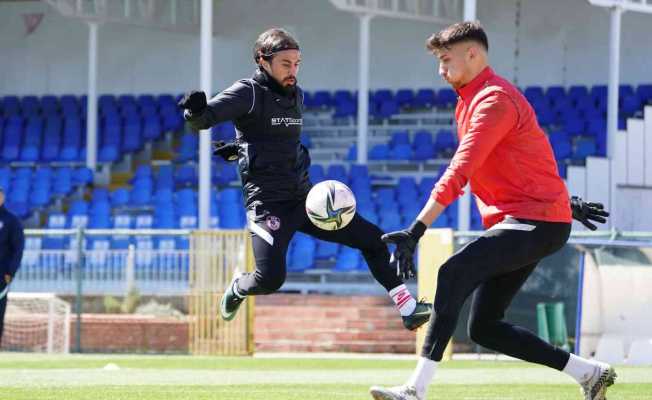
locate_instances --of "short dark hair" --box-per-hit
[253,28,300,63]
[426,21,488,52]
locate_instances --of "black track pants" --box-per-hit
[237,200,403,295]
[421,216,572,371]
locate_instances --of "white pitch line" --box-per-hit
[0,367,651,388]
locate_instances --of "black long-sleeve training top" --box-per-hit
[184,68,311,214]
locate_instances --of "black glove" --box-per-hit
[212,141,238,162]
[178,90,207,113]
[570,196,610,230]
[381,220,427,280]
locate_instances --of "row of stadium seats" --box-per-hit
[1,166,93,218]
[302,83,652,119]
[345,130,457,161]
[0,94,184,163]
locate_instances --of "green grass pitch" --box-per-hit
[1,353,650,399]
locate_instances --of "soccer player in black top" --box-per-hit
[179,28,431,330]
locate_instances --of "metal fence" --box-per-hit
[13,229,193,296]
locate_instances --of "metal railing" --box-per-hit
[14,228,193,297]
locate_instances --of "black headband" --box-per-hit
[258,43,300,60]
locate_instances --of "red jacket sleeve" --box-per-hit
[431,91,518,206]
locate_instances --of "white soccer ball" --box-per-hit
[306,180,356,231]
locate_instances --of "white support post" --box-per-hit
[607,6,622,159]
[198,0,212,229]
[86,22,98,174]
[464,0,477,21]
[457,0,476,231]
[356,14,372,164]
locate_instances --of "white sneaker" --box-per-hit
[581,363,617,400]
[369,385,422,400]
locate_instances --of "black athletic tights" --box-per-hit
[422,216,572,371]
[236,199,403,295]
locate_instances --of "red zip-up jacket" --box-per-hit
[431,67,572,228]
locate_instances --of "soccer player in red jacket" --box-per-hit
[369,22,614,400]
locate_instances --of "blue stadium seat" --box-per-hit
[373,89,393,104]
[161,107,183,132]
[413,144,435,161]
[132,165,152,182]
[42,116,62,161]
[572,137,597,160]
[30,186,50,208]
[389,131,410,147]
[154,210,177,229]
[52,167,72,195]
[369,144,390,160]
[413,130,433,148]
[219,206,245,229]
[434,129,456,155]
[569,86,589,103]
[557,162,568,179]
[414,88,436,108]
[309,164,325,184]
[155,164,175,190]
[546,86,566,103]
[214,163,238,185]
[21,116,43,161]
[88,211,111,229]
[346,144,357,161]
[524,86,545,103]
[60,95,79,116]
[68,200,88,216]
[349,164,369,182]
[621,94,642,117]
[390,143,412,160]
[73,167,93,186]
[21,96,40,115]
[377,100,399,118]
[175,165,197,186]
[288,234,315,272]
[549,135,572,160]
[177,134,198,162]
[636,84,652,104]
[333,90,354,105]
[2,96,21,116]
[123,117,143,152]
[418,177,437,196]
[302,91,314,108]
[334,247,360,272]
[2,116,23,161]
[564,118,586,136]
[437,88,458,108]
[397,177,418,197]
[220,188,242,204]
[375,187,395,203]
[619,84,634,98]
[380,213,402,233]
[333,100,356,118]
[316,240,339,260]
[130,187,151,206]
[326,164,348,183]
[312,90,333,108]
[395,89,414,108]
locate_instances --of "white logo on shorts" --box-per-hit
[266,215,281,231]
